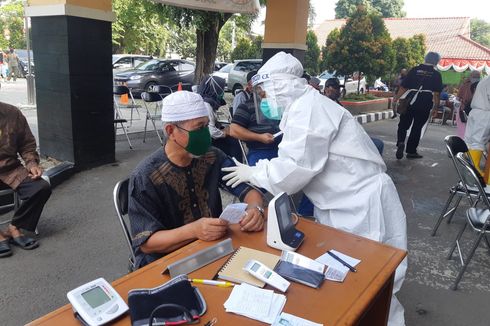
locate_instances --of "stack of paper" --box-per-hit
[272,312,323,326]
[316,249,361,282]
[224,283,286,323]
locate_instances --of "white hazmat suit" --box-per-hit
[223,52,408,326]
[465,76,490,151]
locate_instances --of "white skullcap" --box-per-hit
[160,91,208,122]
[252,52,304,87]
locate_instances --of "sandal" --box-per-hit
[9,235,39,250]
[0,239,13,257]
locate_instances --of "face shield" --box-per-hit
[251,73,293,125]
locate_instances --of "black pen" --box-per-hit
[327,251,357,273]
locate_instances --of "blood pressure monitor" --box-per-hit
[267,192,305,251]
[67,278,128,326]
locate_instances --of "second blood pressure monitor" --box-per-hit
[267,192,305,251]
[67,278,128,326]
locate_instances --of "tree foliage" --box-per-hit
[0,0,26,50]
[304,30,320,75]
[320,28,340,72]
[470,18,490,48]
[230,36,263,61]
[335,0,405,18]
[327,5,394,92]
[391,34,425,81]
[112,0,169,56]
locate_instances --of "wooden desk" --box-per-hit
[28,219,406,326]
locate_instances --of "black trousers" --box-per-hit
[397,105,431,154]
[11,178,52,232]
[212,137,243,163]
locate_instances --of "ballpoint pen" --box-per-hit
[327,251,357,273]
[190,279,235,287]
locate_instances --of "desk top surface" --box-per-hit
[28,219,406,326]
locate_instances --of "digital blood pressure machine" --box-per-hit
[67,278,128,326]
[267,192,305,251]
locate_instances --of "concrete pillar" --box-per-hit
[26,0,116,169]
[262,0,309,63]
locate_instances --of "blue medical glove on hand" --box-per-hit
[221,157,258,188]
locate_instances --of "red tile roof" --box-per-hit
[314,17,490,61]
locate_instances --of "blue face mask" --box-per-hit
[260,99,282,120]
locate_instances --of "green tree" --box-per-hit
[470,18,490,47]
[230,35,263,61]
[304,30,320,75]
[390,34,425,83]
[327,5,394,92]
[335,0,405,18]
[112,0,169,55]
[217,15,258,62]
[0,0,26,50]
[320,28,340,72]
[157,2,264,83]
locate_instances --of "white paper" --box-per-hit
[272,312,323,326]
[273,131,284,139]
[316,250,361,282]
[224,283,286,323]
[219,203,248,224]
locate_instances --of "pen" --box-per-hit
[327,251,357,273]
[190,279,235,287]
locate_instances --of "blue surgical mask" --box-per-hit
[260,99,283,120]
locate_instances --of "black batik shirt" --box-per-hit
[128,147,253,268]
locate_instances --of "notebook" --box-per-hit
[217,247,281,287]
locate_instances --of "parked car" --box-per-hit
[112,54,152,72]
[317,70,366,97]
[214,62,228,71]
[212,63,233,91]
[227,59,262,94]
[113,59,195,96]
[14,49,35,77]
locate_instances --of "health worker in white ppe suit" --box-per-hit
[464,76,490,174]
[222,52,408,326]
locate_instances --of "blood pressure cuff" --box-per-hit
[128,275,206,326]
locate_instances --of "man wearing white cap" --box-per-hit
[128,91,265,269]
[222,52,407,326]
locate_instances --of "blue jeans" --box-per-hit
[247,148,279,166]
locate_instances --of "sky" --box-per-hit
[253,0,489,33]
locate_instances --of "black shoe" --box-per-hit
[406,152,423,159]
[396,143,404,159]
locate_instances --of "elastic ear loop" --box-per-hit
[148,303,198,326]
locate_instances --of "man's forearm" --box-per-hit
[243,189,265,208]
[394,86,407,101]
[230,123,262,142]
[140,224,196,254]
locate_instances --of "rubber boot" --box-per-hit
[468,149,483,175]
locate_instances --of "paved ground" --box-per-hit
[1,82,489,325]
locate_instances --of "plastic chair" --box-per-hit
[151,85,172,99]
[447,152,490,290]
[113,178,137,273]
[113,86,134,149]
[141,91,163,144]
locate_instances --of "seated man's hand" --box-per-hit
[260,133,274,144]
[29,166,43,179]
[192,217,228,241]
[240,207,265,232]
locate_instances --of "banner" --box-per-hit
[151,0,260,14]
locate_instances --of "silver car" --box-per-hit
[227,59,262,94]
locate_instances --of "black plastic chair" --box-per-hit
[113,178,137,273]
[447,152,490,290]
[151,85,173,99]
[113,85,141,126]
[141,91,163,144]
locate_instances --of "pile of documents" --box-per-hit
[224,283,286,323]
[316,249,361,282]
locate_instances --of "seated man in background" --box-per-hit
[432,84,453,125]
[128,91,266,268]
[231,71,255,116]
[0,101,51,257]
[230,71,282,166]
